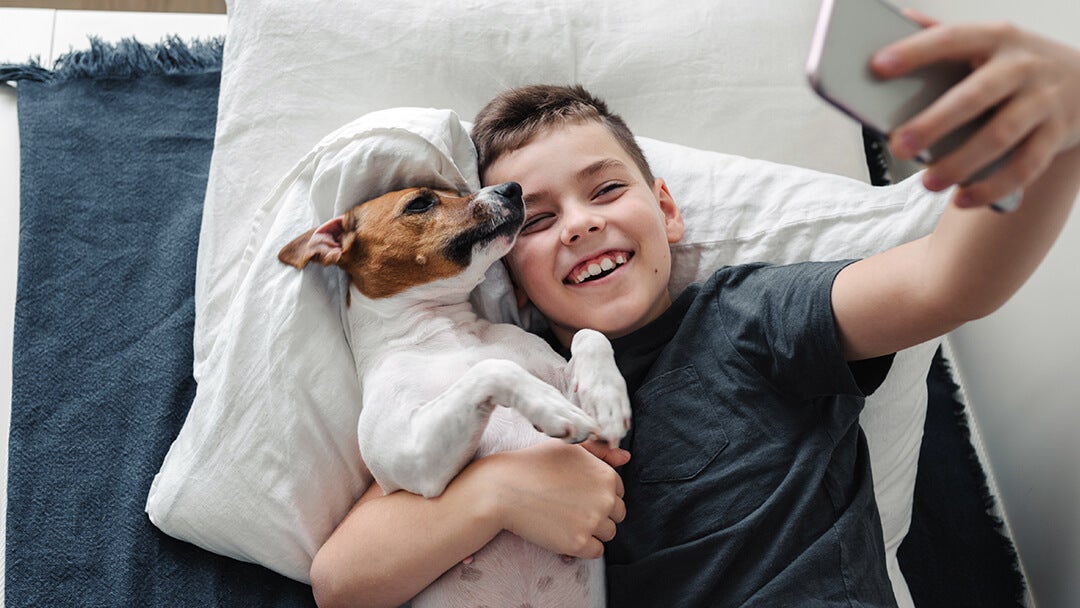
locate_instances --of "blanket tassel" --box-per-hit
[1,36,223,84]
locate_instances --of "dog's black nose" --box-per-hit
[493,181,522,201]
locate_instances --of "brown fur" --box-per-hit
[278,187,496,299]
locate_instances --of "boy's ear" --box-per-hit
[278,216,348,269]
[653,178,685,244]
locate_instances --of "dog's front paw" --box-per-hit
[575,374,631,446]
[524,389,598,444]
[569,330,632,446]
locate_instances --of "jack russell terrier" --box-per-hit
[279,181,631,608]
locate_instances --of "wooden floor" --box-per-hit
[0,0,224,13]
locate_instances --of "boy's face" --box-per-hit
[483,121,684,345]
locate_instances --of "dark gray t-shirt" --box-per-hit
[603,261,897,607]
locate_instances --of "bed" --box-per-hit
[1,1,1077,607]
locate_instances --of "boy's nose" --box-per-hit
[561,212,603,245]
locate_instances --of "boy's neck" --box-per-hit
[549,291,676,348]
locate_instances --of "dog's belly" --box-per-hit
[411,407,604,608]
[412,532,604,608]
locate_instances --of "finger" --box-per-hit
[610,497,627,523]
[580,438,631,467]
[602,447,631,468]
[873,22,1005,79]
[890,57,1022,160]
[579,438,610,459]
[614,471,625,499]
[953,123,1057,207]
[922,87,1045,189]
[580,537,604,560]
[899,8,938,29]
[595,517,617,543]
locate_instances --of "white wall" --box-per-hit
[903,2,1080,608]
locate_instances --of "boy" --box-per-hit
[311,15,1080,608]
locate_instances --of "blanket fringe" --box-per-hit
[1,36,223,84]
[933,350,1027,606]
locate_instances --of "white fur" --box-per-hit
[343,188,630,607]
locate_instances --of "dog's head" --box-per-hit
[278,182,524,301]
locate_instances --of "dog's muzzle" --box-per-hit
[444,182,525,266]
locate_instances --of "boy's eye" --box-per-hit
[594,182,627,200]
[520,213,555,235]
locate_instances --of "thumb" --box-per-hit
[581,439,631,467]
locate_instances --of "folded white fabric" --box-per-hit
[147,107,479,582]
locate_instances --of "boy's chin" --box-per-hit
[551,316,643,346]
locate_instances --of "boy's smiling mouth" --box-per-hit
[565,250,634,285]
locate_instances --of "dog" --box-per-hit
[279,181,631,608]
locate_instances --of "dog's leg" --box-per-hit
[566,329,632,446]
[359,358,598,498]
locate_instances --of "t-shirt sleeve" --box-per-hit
[710,261,889,400]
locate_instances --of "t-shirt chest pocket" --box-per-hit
[631,365,730,483]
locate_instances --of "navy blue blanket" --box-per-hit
[2,38,1022,608]
[2,39,314,607]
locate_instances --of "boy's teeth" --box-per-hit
[572,253,630,284]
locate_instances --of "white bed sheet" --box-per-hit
[0,9,227,605]
[2,4,1079,607]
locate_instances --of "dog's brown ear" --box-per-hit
[278,216,347,269]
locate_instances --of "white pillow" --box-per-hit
[157,1,948,604]
[146,107,479,583]
[192,0,868,371]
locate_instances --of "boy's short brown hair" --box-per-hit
[472,84,655,185]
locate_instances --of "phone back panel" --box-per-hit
[807,0,969,139]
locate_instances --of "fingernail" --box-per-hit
[954,192,974,208]
[923,173,946,191]
[899,131,920,156]
[874,50,901,72]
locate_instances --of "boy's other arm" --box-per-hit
[832,19,1080,361]
[309,439,628,608]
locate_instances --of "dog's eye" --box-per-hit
[404,194,437,214]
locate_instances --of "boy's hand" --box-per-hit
[478,439,627,559]
[872,12,1080,208]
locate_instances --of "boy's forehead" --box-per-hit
[489,121,638,182]
[535,121,624,154]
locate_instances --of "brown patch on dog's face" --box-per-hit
[288,186,522,299]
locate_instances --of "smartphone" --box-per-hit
[806,0,1021,211]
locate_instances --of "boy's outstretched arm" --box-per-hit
[832,18,1080,361]
[309,439,627,608]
